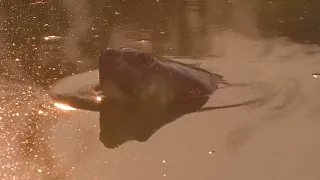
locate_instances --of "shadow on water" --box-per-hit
[98,97,209,149]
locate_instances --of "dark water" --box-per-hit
[1,0,320,179]
[1,0,320,85]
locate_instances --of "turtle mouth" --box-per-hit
[99,48,145,101]
[99,62,143,101]
[101,77,132,100]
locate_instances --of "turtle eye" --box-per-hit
[135,54,153,66]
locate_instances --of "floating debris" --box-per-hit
[43,36,62,41]
[30,1,46,5]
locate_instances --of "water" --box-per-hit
[1,0,320,179]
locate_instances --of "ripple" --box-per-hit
[225,77,307,151]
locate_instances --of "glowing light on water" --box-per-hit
[208,151,215,154]
[96,96,102,102]
[312,74,320,78]
[54,103,76,111]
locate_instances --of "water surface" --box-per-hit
[1,0,320,179]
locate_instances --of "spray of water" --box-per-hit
[59,0,93,69]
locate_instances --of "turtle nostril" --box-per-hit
[100,48,121,69]
[103,48,119,57]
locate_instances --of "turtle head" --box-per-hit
[99,47,157,101]
[99,47,222,105]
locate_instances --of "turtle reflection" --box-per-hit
[99,95,209,149]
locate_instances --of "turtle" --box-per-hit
[48,47,257,148]
[98,47,223,109]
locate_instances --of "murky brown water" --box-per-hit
[1,0,320,180]
[1,0,320,84]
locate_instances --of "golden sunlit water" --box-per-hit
[54,103,76,111]
[1,0,320,180]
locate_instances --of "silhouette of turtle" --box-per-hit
[48,47,259,148]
